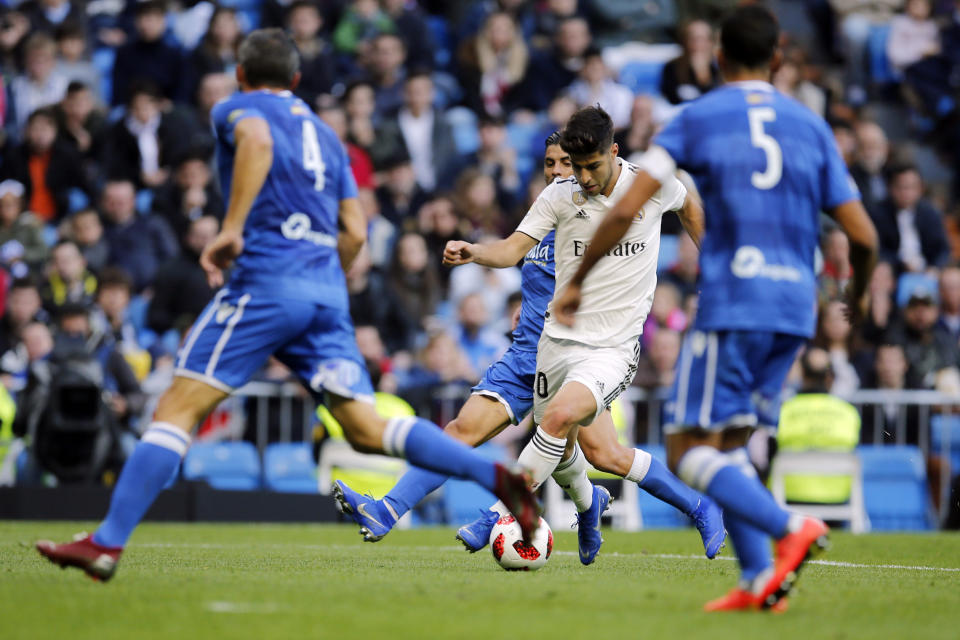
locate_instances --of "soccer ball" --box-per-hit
[489,514,553,571]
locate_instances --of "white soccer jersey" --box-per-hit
[516,158,687,347]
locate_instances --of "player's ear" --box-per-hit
[290,71,302,91]
[609,142,619,159]
[236,64,246,89]
[769,49,783,77]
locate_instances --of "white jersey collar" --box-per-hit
[726,80,775,92]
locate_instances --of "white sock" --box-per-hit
[517,426,566,489]
[624,448,652,483]
[487,500,509,516]
[551,444,594,512]
[381,417,416,457]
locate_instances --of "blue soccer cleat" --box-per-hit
[575,485,612,565]
[692,497,727,559]
[332,480,397,542]
[455,509,501,552]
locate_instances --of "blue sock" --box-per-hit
[383,467,449,516]
[705,460,789,539]
[383,417,496,491]
[724,513,773,584]
[637,455,701,516]
[92,423,188,548]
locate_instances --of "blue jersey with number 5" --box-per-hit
[212,89,358,307]
[654,81,857,337]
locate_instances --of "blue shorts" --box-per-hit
[471,345,536,424]
[174,287,374,402]
[666,330,804,432]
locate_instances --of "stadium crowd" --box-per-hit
[0,0,958,482]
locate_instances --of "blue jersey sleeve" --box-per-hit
[213,103,268,146]
[653,107,689,167]
[817,119,859,210]
[338,143,358,201]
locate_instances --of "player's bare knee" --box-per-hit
[442,418,484,446]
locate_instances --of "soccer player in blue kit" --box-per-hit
[35,29,539,581]
[554,7,878,611]
[336,130,724,565]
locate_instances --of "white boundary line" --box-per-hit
[135,543,960,573]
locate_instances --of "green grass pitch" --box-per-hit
[2,521,958,640]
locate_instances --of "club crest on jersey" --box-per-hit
[227,109,245,123]
[290,104,309,115]
[572,190,587,206]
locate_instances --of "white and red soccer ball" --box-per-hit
[489,514,553,571]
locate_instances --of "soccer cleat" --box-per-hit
[691,497,727,559]
[332,480,397,542]
[455,509,501,552]
[574,485,612,565]
[492,463,541,544]
[35,533,122,582]
[703,588,788,613]
[757,516,830,609]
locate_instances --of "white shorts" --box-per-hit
[533,333,642,426]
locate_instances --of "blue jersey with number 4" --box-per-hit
[654,81,857,338]
[212,90,358,307]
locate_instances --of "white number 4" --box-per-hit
[748,107,782,190]
[302,120,326,191]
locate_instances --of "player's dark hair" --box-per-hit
[545,130,561,148]
[238,28,300,89]
[720,5,779,70]
[559,106,614,157]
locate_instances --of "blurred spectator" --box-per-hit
[887,279,960,388]
[343,80,378,149]
[457,11,529,117]
[346,245,415,352]
[57,81,107,174]
[453,168,507,234]
[566,47,634,129]
[773,47,827,117]
[659,20,720,105]
[193,72,237,129]
[382,0,435,71]
[41,239,96,313]
[53,22,100,96]
[859,343,923,443]
[533,94,577,158]
[861,260,898,345]
[147,215,217,335]
[361,32,408,118]
[416,194,467,290]
[0,12,31,73]
[0,279,46,391]
[333,0,394,59]
[463,114,521,211]
[814,299,871,396]
[0,180,48,272]
[395,329,474,404]
[531,0,581,50]
[2,106,88,223]
[375,153,429,225]
[831,0,903,104]
[183,7,243,105]
[642,281,687,349]
[524,16,591,112]
[102,81,178,189]
[849,121,890,215]
[9,32,68,132]
[452,292,508,376]
[94,267,143,356]
[354,324,396,392]
[69,208,108,273]
[818,227,852,303]
[448,234,521,321]
[111,0,183,105]
[317,102,375,190]
[832,119,857,166]
[21,0,86,35]
[899,0,959,118]
[616,95,656,159]
[887,0,939,74]
[288,0,336,106]
[100,180,179,292]
[936,265,960,343]
[388,232,441,330]
[661,231,700,300]
[871,164,950,273]
[458,0,535,43]
[377,71,459,192]
[152,152,224,244]
[633,327,681,389]
[356,187,396,267]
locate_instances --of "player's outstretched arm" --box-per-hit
[676,189,704,250]
[830,199,879,318]
[338,197,366,272]
[201,117,273,288]
[443,232,537,269]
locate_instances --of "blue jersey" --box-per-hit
[512,230,555,351]
[654,81,857,337]
[212,90,359,307]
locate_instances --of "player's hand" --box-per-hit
[200,229,244,288]
[554,283,581,327]
[443,240,475,266]
[841,288,867,325]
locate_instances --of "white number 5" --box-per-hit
[302,120,326,191]
[748,107,782,190]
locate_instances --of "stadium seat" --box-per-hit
[67,188,89,214]
[619,60,665,96]
[183,441,261,490]
[895,272,937,308]
[858,445,934,530]
[636,445,688,528]
[264,442,318,493]
[867,24,898,85]
[446,107,480,155]
[657,234,679,273]
[427,15,452,69]
[91,48,115,104]
[441,443,509,525]
[930,415,960,476]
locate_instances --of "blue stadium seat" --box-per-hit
[183,441,261,490]
[67,188,89,214]
[91,48,115,104]
[636,445,687,528]
[619,61,665,96]
[446,107,480,155]
[895,272,937,308]
[264,442,318,493]
[657,234,679,273]
[427,15,452,69]
[858,445,933,530]
[930,415,960,475]
[442,442,508,525]
[867,24,898,85]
